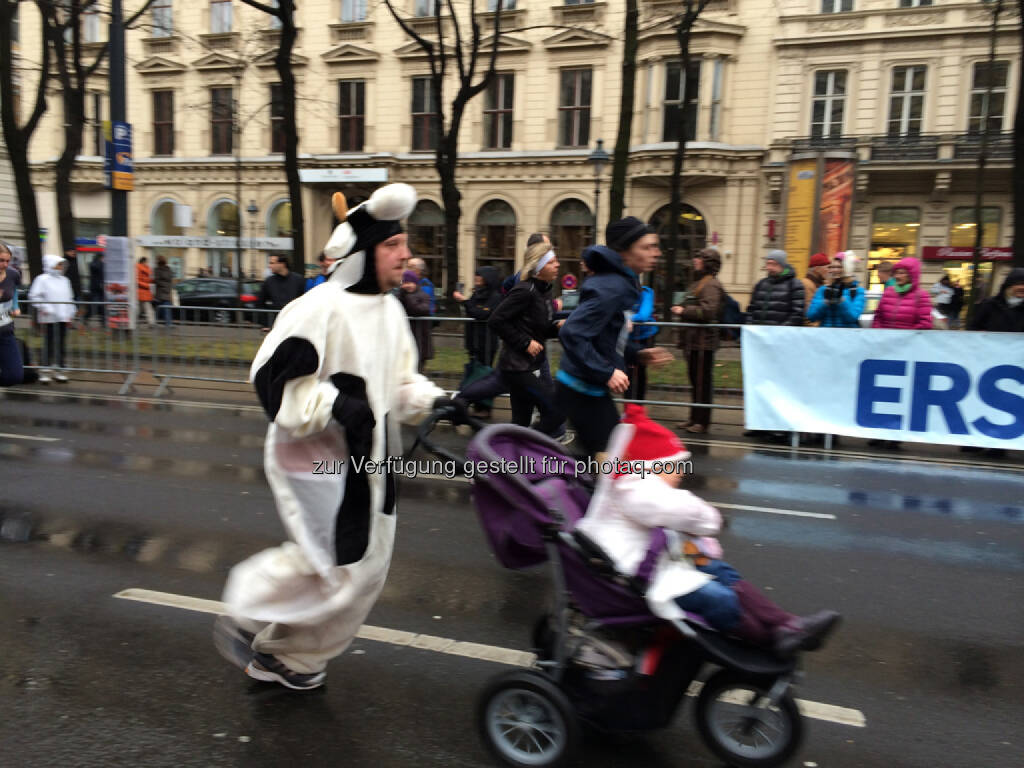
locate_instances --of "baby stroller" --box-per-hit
[416,412,807,768]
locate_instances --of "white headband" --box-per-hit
[535,250,555,274]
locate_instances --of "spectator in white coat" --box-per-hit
[28,254,76,383]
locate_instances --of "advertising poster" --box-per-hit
[102,236,136,330]
[782,159,818,278]
[817,160,855,257]
[103,121,134,191]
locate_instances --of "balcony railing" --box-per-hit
[953,132,1013,160]
[790,135,858,152]
[869,134,940,161]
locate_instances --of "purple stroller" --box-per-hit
[417,414,805,768]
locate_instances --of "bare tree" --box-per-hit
[0,0,51,277]
[384,0,503,299]
[41,0,154,262]
[235,0,305,275]
[662,0,709,318]
[608,0,639,224]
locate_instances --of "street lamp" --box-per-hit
[246,200,259,279]
[587,138,610,243]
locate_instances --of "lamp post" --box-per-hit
[246,200,259,279]
[587,138,610,244]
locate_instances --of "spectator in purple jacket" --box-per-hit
[871,256,932,330]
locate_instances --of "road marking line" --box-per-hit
[713,503,836,520]
[0,432,60,442]
[415,475,836,520]
[113,587,864,727]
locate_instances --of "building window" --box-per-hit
[153,91,174,156]
[150,200,186,277]
[558,69,591,148]
[339,80,365,152]
[269,84,286,153]
[152,0,173,37]
[266,0,282,29]
[821,0,853,11]
[210,87,234,155]
[484,74,514,149]
[82,7,101,42]
[476,200,516,273]
[663,61,701,142]
[899,0,931,6]
[409,200,446,289]
[414,0,439,17]
[266,200,293,238]
[650,203,707,296]
[87,92,104,156]
[869,208,920,288]
[487,0,516,8]
[549,198,592,290]
[709,59,724,141]
[412,77,439,151]
[968,61,1008,135]
[341,0,367,21]
[811,70,846,139]
[210,0,233,33]
[565,0,595,5]
[888,65,926,137]
[950,207,1001,248]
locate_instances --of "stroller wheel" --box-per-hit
[477,670,579,768]
[695,670,803,768]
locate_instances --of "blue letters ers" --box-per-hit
[856,359,1024,440]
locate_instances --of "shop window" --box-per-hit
[868,207,919,289]
[207,199,239,277]
[649,203,707,301]
[476,200,516,276]
[950,207,1001,248]
[409,200,446,290]
[549,198,592,292]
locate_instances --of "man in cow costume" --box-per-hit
[214,182,465,690]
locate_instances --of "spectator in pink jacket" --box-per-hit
[871,256,932,330]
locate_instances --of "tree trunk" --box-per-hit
[609,0,639,223]
[277,3,305,275]
[438,140,462,302]
[7,141,44,277]
[56,89,86,257]
[663,23,695,319]
[1015,0,1024,266]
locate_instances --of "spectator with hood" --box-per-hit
[454,265,503,368]
[556,216,672,455]
[871,256,932,330]
[747,249,805,326]
[968,268,1024,333]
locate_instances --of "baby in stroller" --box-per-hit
[576,404,840,656]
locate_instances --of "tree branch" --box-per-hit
[237,0,280,17]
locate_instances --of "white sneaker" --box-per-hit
[54,372,69,383]
[38,370,53,384]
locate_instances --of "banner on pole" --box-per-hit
[103,121,134,191]
[817,159,855,256]
[782,159,817,278]
[102,236,136,330]
[741,326,1024,450]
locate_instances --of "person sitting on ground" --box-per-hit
[576,405,841,655]
[807,251,867,328]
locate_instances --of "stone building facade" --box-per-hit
[14,0,1018,300]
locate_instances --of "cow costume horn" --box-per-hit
[323,182,418,293]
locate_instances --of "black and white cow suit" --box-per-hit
[221,183,446,677]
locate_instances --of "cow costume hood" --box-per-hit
[324,183,418,294]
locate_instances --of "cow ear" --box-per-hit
[332,192,349,222]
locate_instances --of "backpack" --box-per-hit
[720,291,744,341]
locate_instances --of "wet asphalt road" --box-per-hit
[1,390,1022,768]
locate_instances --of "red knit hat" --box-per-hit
[809,252,830,268]
[620,405,692,469]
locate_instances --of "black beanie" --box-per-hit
[606,216,654,252]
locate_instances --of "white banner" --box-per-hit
[134,235,293,250]
[741,326,1024,450]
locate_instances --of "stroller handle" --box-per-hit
[408,406,486,466]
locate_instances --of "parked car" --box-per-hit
[173,278,261,324]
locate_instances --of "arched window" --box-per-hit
[475,199,516,278]
[207,199,239,278]
[266,200,292,238]
[649,203,707,299]
[549,198,592,293]
[150,199,186,278]
[408,200,445,291]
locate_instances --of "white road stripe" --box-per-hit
[0,432,60,442]
[415,474,836,520]
[713,502,836,520]
[113,587,864,728]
